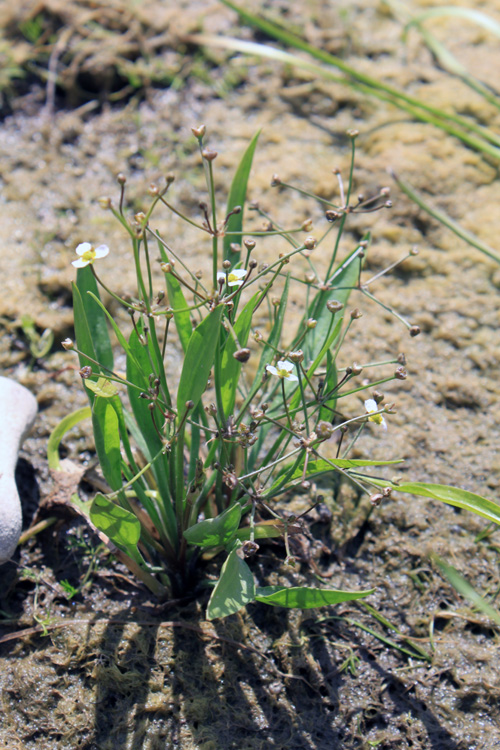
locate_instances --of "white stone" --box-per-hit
[0,376,38,563]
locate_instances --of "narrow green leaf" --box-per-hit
[406,7,500,38]
[76,265,114,371]
[361,479,500,527]
[177,305,224,414]
[206,547,256,620]
[220,292,259,415]
[267,457,403,497]
[305,240,366,364]
[433,555,500,627]
[183,503,242,547]
[47,407,92,470]
[166,274,193,352]
[255,585,374,609]
[92,398,122,491]
[157,238,194,352]
[319,349,338,421]
[127,327,164,459]
[223,130,261,263]
[72,282,97,374]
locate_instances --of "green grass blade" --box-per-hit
[406,7,500,38]
[433,554,500,627]
[390,169,500,264]
[223,130,261,264]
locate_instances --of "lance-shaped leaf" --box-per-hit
[255,585,374,609]
[184,503,242,548]
[206,546,256,620]
[177,305,224,414]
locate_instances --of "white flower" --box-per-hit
[266,360,299,382]
[364,398,387,430]
[72,242,109,268]
[217,268,247,287]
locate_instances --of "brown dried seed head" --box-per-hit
[326,300,343,313]
[233,348,251,363]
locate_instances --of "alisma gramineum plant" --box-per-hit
[52,127,500,619]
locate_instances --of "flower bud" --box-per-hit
[79,366,92,379]
[317,421,334,439]
[304,236,317,250]
[248,258,258,269]
[350,308,363,320]
[395,367,407,380]
[305,272,316,284]
[230,243,241,254]
[373,390,384,404]
[271,174,281,186]
[191,124,206,138]
[301,219,313,232]
[222,259,231,270]
[306,318,317,329]
[117,173,127,185]
[409,325,421,337]
[370,493,384,507]
[243,238,256,251]
[98,197,112,209]
[61,338,74,350]
[148,184,159,196]
[166,173,175,186]
[397,353,406,365]
[410,246,419,256]
[347,128,359,138]
[351,362,363,376]
[202,148,217,161]
[289,350,304,363]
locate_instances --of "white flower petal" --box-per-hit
[72,258,89,268]
[94,244,109,258]
[217,271,226,282]
[75,242,92,256]
[266,365,278,377]
[364,398,377,414]
[277,360,294,372]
